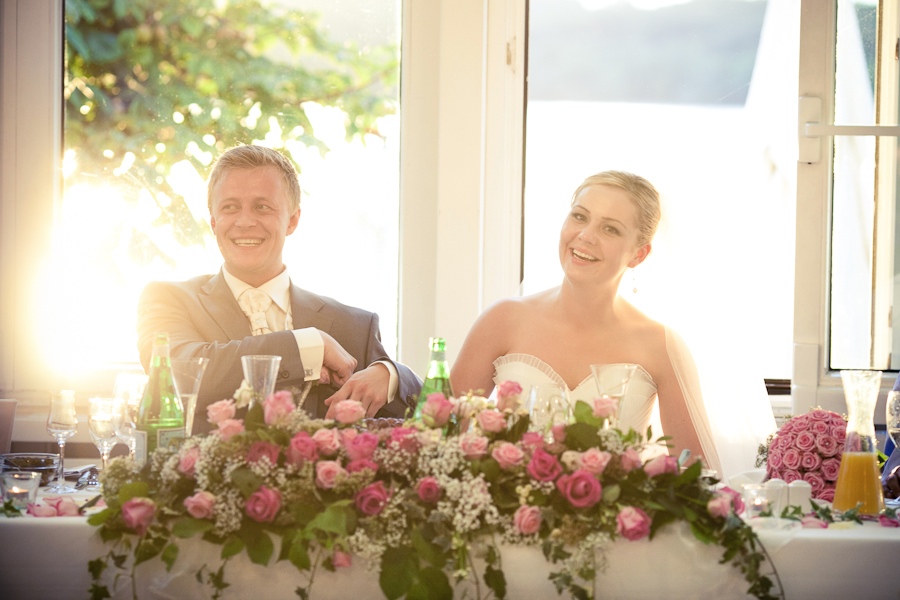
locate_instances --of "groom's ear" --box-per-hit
[628,243,651,268]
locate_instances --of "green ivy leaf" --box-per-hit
[239,525,274,566]
[306,500,354,536]
[221,535,244,559]
[288,532,311,571]
[564,422,602,451]
[229,467,264,497]
[379,547,414,600]
[573,400,604,428]
[172,516,215,538]
[161,542,179,571]
[484,562,507,599]
[418,566,453,600]
[117,481,150,504]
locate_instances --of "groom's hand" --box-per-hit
[324,363,390,419]
[319,331,357,387]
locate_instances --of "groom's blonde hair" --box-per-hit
[207,145,302,213]
[571,170,660,246]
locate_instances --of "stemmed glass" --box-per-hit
[86,398,118,491]
[527,382,570,439]
[46,390,78,494]
[171,358,209,437]
[590,364,638,429]
[112,373,148,462]
[886,386,900,451]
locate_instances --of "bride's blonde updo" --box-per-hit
[571,171,660,247]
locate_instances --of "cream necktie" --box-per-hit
[238,288,273,336]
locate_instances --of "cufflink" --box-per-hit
[304,368,314,377]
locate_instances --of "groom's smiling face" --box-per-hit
[210,165,300,287]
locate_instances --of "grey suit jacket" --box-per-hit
[137,271,421,433]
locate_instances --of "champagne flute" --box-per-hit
[113,373,148,462]
[527,383,570,439]
[590,364,638,429]
[46,391,78,494]
[87,398,118,490]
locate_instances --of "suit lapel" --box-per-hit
[290,283,334,332]
[200,270,253,340]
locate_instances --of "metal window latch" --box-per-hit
[799,96,900,163]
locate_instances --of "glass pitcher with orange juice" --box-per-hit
[833,370,884,515]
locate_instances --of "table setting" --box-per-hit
[1,364,899,600]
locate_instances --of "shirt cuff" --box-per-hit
[292,328,323,382]
[374,360,399,402]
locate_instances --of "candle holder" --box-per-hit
[1,471,41,510]
[741,484,773,519]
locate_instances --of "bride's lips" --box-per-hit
[570,247,599,262]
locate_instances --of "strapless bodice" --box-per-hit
[493,353,658,435]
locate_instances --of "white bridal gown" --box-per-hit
[493,327,725,478]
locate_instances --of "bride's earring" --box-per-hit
[631,268,638,294]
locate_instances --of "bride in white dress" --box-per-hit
[451,171,722,475]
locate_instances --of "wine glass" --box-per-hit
[590,364,638,429]
[45,391,78,494]
[86,398,118,490]
[527,383,570,438]
[170,358,209,437]
[112,373,148,462]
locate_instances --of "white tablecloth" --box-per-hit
[1,489,898,600]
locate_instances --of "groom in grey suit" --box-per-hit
[137,145,421,433]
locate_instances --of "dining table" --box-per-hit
[1,474,898,600]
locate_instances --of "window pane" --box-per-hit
[54,0,400,374]
[525,0,792,379]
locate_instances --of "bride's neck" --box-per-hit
[555,280,623,323]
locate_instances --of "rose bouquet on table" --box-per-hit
[764,408,847,502]
[87,381,780,600]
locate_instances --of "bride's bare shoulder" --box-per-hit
[483,289,556,322]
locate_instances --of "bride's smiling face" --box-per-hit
[558,184,650,282]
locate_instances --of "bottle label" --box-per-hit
[134,430,148,468]
[157,427,185,450]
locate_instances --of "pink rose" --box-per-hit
[246,441,281,465]
[781,448,801,470]
[591,396,618,419]
[183,491,216,519]
[555,469,602,508]
[818,487,835,503]
[207,399,236,424]
[720,486,745,514]
[178,446,200,477]
[815,435,839,457]
[780,468,802,484]
[346,432,380,461]
[580,448,612,476]
[832,426,846,445]
[802,472,825,493]
[416,476,442,503]
[767,447,783,470]
[527,448,563,482]
[707,494,732,518]
[263,390,295,425]
[878,514,900,528]
[332,550,353,569]
[312,428,342,456]
[122,497,156,536]
[809,420,829,435]
[459,433,489,459]
[551,423,567,443]
[421,393,455,427]
[492,442,525,470]
[355,481,390,516]
[315,460,346,489]
[821,458,841,482]
[334,399,366,425]
[497,381,523,412]
[287,431,319,466]
[217,418,244,440]
[799,451,821,471]
[795,431,816,452]
[389,427,421,453]
[644,455,678,477]
[477,409,507,433]
[620,447,642,473]
[616,506,651,541]
[520,431,545,452]
[808,409,828,421]
[513,505,542,535]
[801,515,828,529]
[245,485,281,523]
[346,458,379,473]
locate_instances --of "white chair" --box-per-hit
[0,399,17,454]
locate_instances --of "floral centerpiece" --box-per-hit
[762,408,846,502]
[87,382,780,600]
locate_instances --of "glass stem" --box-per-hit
[101,450,109,471]
[56,439,66,484]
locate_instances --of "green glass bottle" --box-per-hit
[135,332,184,466]
[414,337,454,421]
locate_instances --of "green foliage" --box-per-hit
[64,0,398,258]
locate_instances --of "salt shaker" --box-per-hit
[764,478,788,515]
[788,480,813,513]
